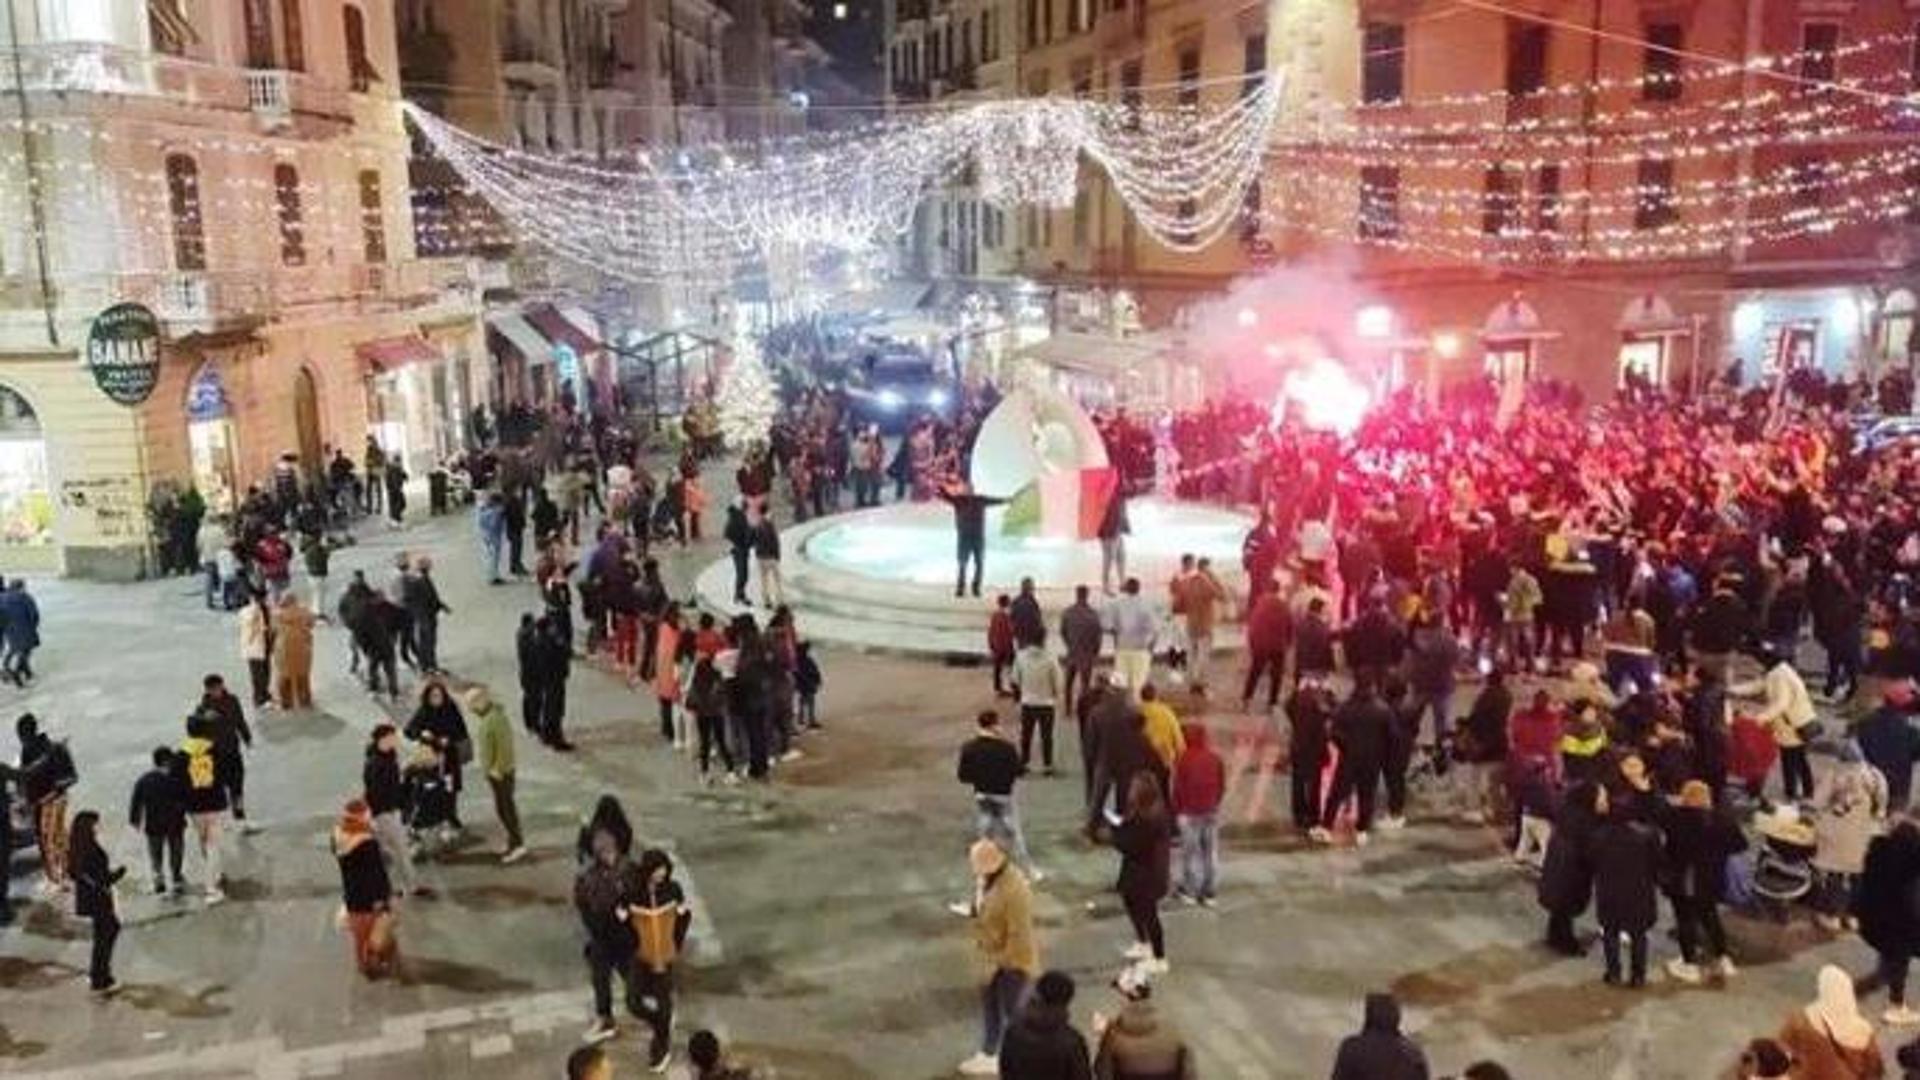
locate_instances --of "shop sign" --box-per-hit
[85,302,163,406]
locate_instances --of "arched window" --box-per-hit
[358,169,387,264]
[344,4,374,91]
[282,0,305,71]
[274,163,305,266]
[165,153,206,271]
[0,383,53,548]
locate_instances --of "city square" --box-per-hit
[4,1,1920,1079]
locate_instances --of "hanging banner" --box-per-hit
[85,302,163,406]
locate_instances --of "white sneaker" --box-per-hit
[1354,831,1371,847]
[582,1018,617,1044]
[1665,959,1703,985]
[500,846,528,865]
[1459,810,1486,825]
[1887,1005,1920,1026]
[946,900,975,918]
[779,749,804,763]
[1716,956,1739,978]
[1027,867,1046,883]
[957,1051,998,1075]
[1143,957,1170,974]
[1378,815,1407,831]
[203,887,226,906]
[1123,942,1152,961]
[1814,914,1842,932]
[1308,826,1333,845]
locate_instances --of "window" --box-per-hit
[1482,166,1520,235]
[960,20,973,69]
[1643,22,1681,101]
[1911,29,1920,90]
[1358,165,1400,239]
[1073,188,1089,245]
[1120,60,1141,129]
[1801,23,1840,87]
[1506,20,1549,98]
[345,4,375,91]
[1068,0,1089,34]
[1243,32,1266,97]
[1905,164,1920,226]
[981,9,996,62]
[1361,22,1404,105]
[282,0,305,71]
[1043,0,1054,43]
[1789,157,1826,208]
[1177,47,1201,108]
[274,164,305,266]
[359,169,387,263]
[166,153,206,271]
[244,0,275,68]
[1634,158,1678,229]
[1535,164,1562,234]
[148,0,193,55]
[1025,0,1038,48]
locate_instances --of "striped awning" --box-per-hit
[355,335,439,372]
[487,311,552,366]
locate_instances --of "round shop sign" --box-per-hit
[85,302,163,406]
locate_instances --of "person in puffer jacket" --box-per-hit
[1170,723,1225,905]
[1092,967,1194,1080]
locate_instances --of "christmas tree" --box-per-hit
[716,334,778,450]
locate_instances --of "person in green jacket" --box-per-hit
[464,685,526,864]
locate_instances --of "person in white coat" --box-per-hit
[238,591,272,709]
[1734,644,1818,800]
[1812,739,1888,932]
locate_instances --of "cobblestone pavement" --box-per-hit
[0,488,1892,1079]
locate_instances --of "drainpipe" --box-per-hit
[3,0,59,347]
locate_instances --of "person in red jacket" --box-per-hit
[1242,578,1293,713]
[988,595,1016,699]
[1171,722,1226,906]
[1506,689,1564,770]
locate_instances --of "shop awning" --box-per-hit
[487,311,552,366]
[1012,331,1167,374]
[526,302,602,357]
[355,334,440,372]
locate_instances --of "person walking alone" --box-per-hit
[466,686,526,865]
[362,723,424,897]
[1012,632,1063,775]
[1113,773,1172,974]
[68,810,125,996]
[957,838,1039,1075]
[957,710,1036,880]
[332,798,398,979]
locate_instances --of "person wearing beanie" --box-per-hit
[998,969,1092,1080]
[331,798,396,978]
[958,838,1038,1076]
[1660,779,1747,985]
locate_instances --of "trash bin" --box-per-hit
[429,468,449,516]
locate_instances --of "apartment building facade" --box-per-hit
[0,0,482,579]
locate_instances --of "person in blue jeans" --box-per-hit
[956,710,1037,879]
[1171,722,1225,905]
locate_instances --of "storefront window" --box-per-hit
[1484,342,1533,384]
[186,363,239,515]
[0,385,52,546]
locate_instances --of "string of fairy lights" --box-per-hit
[5,28,1920,280]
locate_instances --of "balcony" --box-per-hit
[0,43,349,122]
[501,28,563,85]
[246,69,291,124]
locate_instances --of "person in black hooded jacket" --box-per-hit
[1538,780,1605,956]
[1855,819,1920,1020]
[1328,992,1428,1080]
[998,969,1093,1080]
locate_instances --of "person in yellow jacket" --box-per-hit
[1138,684,1186,773]
[959,838,1038,1076]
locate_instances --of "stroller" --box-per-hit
[1744,807,1817,920]
[401,747,458,859]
